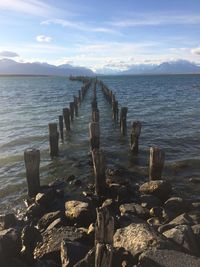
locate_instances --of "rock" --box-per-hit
[38,211,63,230]
[147,217,161,228]
[169,213,194,226]
[26,203,44,219]
[139,180,172,201]
[119,203,150,220]
[118,214,145,228]
[189,177,200,184]
[108,183,130,201]
[139,249,200,267]
[0,213,17,229]
[65,200,95,227]
[139,194,161,209]
[113,223,175,257]
[33,260,60,267]
[66,175,75,182]
[34,226,87,261]
[87,223,95,244]
[192,224,200,247]
[73,248,95,267]
[102,199,119,215]
[61,240,90,267]
[112,247,137,267]
[0,228,21,257]
[163,224,199,256]
[165,197,188,216]
[46,218,63,231]
[35,188,56,207]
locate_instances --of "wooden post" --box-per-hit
[149,147,165,180]
[89,122,100,150]
[91,98,98,111]
[24,148,40,197]
[63,108,70,132]
[92,149,106,196]
[69,102,74,121]
[120,107,128,135]
[74,96,78,117]
[92,108,100,123]
[48,123,59,157]
[130,121,141,154]
[95,207,114,267]
[59,115,64,142]
[78,90,82,104]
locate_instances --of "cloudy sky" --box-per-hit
[0,0,200,71]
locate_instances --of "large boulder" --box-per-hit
[113,223,175,257]
[139,249,200,267]
[139,180,172,201]
[65,201,95,227]
[34,226,87,262]
[163,224,199,256]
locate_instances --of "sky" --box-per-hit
[0,0,200,71]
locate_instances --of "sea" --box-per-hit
[0,74,200,215]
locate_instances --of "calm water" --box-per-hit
[0,75,200,214]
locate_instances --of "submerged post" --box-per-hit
[149,147,165,180]
[69,102,75,121]
[130,121,142,154]
[59,115,64,142]
[63,108,70,132]
[92,108,100,123]
[92,149,106,196]
[24,148,40,197]
[89,122,100,150]
[48,123,59,157]
[95,207,114,267]
[120,107,128,135]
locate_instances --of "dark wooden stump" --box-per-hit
[95,243,113,267]
[89,122,100,150]
[149,147,165,180]
[120,107,128,135]
[92,108,100,123]
[24,148,40,197]
[63,108,70,132]
[69,102,75,121]
[73,96,78,117]
[92,149,106,196]
[48,123,59,157]
[130,121,141,154]
[59,115,64,142]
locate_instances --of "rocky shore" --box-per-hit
[1,166,200,267]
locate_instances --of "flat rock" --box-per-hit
[139,180,172,201]
[139,249,200,267]
[119,203,150,220]
[113,223,175,257]
[65,200,95,227]
[34,226,87,261]
[38,211,63,230]
[163,224,199,256]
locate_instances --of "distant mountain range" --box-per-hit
[97,60,200,75]
[0,59,94,76]
[0,59,200,76]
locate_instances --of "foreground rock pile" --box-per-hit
[1,169,200,267]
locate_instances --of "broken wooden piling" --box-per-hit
[89,122,100,150]
[92,108,100,123]
[24,148,40,197]
[48,123,59,157]
[63,108,70,132]
[130,121,142,154]
[73,96,78,117]
[149,147,165,180]
[92,149,106,196]
[69,102,75,121]
[120,107,128,135]
[59,115,64,142]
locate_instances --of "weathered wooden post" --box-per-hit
[120,107,128,135]
[92,149,106,196]
[89,122,100,150]
[24,148,40,197]
[91,98,98,111]
[149,147,165,180]
[63,108,70,132]
[92,108,100,123]
[74,96,78,117]
[95,207,114,267]
[59,115,64,142]
[48,123,59,157]
[69,102,74,121]
[130,121,141,154]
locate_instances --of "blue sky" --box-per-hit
[0,0,200,71]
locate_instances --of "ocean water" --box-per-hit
[0,75,200,214]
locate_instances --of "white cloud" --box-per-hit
[0,50,19,57]
[36,35,52,43]
[0,0,59,17]
[191,47,200,55]
[110,14,200,27]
